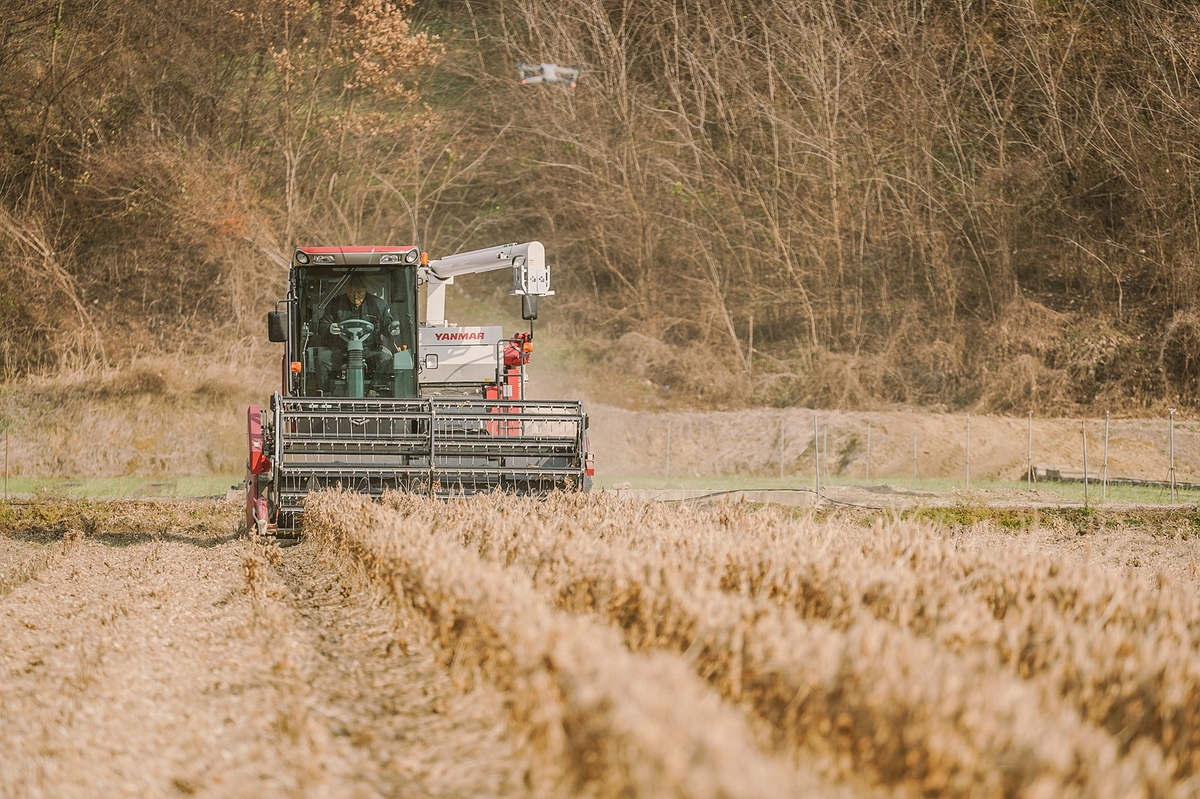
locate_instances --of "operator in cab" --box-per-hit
[320,276,396,390]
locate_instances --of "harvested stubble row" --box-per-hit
[303,490,812,799]
[0,499,235,599]
[375,492,1186,799]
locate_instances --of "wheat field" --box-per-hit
[2,494,1199,797]
[304,492,1200,799]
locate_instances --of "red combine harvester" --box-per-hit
[246,241,594,538]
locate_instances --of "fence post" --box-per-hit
[813,414,820,501]
[3,425,7,502]
[1169,408,1177,504]
[865,419,871,486]
[1102,411,1110,501]
[1082,419,1089,508]
[1027,411,1033,490]
[965,413,971,490]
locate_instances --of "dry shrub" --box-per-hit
[373,492,1177,799]
[970,300,1064,411]
[968,301,1145,412]
[191,377,241,403]
[978,354,1063,414]
[611,332,747,404]
[778,347,888,409]
[97,368,169,399]
[303,490,805,799]
[1161,311,1200,399]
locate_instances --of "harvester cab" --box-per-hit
[247,242,593,538]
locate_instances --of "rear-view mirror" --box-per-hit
[267,310,289,342]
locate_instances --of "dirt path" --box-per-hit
[0,511,531,799]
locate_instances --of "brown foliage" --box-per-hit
[4,0,1200,411]
[453,0,1200,410]
[0,0,444,376]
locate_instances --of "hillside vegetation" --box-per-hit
[3,0,1200,413]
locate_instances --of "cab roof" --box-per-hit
[293,246,419,266]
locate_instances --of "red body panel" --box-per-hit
[485,336,523,435]
[248,406,271,475]
[245,406,269,532]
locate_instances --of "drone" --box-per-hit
[518,62,582,88]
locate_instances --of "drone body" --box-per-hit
[518,62,582,87]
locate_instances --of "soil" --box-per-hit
[0,505,532,799]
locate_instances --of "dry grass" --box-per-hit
[304,490,1200,798]
[0,497,240,540]
[1,351,274,477]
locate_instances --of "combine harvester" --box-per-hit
[245,241,594,537]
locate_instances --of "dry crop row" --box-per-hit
[607,503,1200,779]
[303,491,813,799]
[699,513,1200,774]
[374,492,1179,799]
[390,493,1200,783]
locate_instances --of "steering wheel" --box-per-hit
[330,318,375,342]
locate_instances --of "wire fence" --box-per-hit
[599,408,1200,503]
[5,408,1200,505]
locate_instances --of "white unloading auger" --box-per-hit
[420,241,553,326]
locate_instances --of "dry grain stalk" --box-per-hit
[304,490,808,799]
[378,492,1176,799]
[392,492,1200,784]
[670,511,1200,780]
